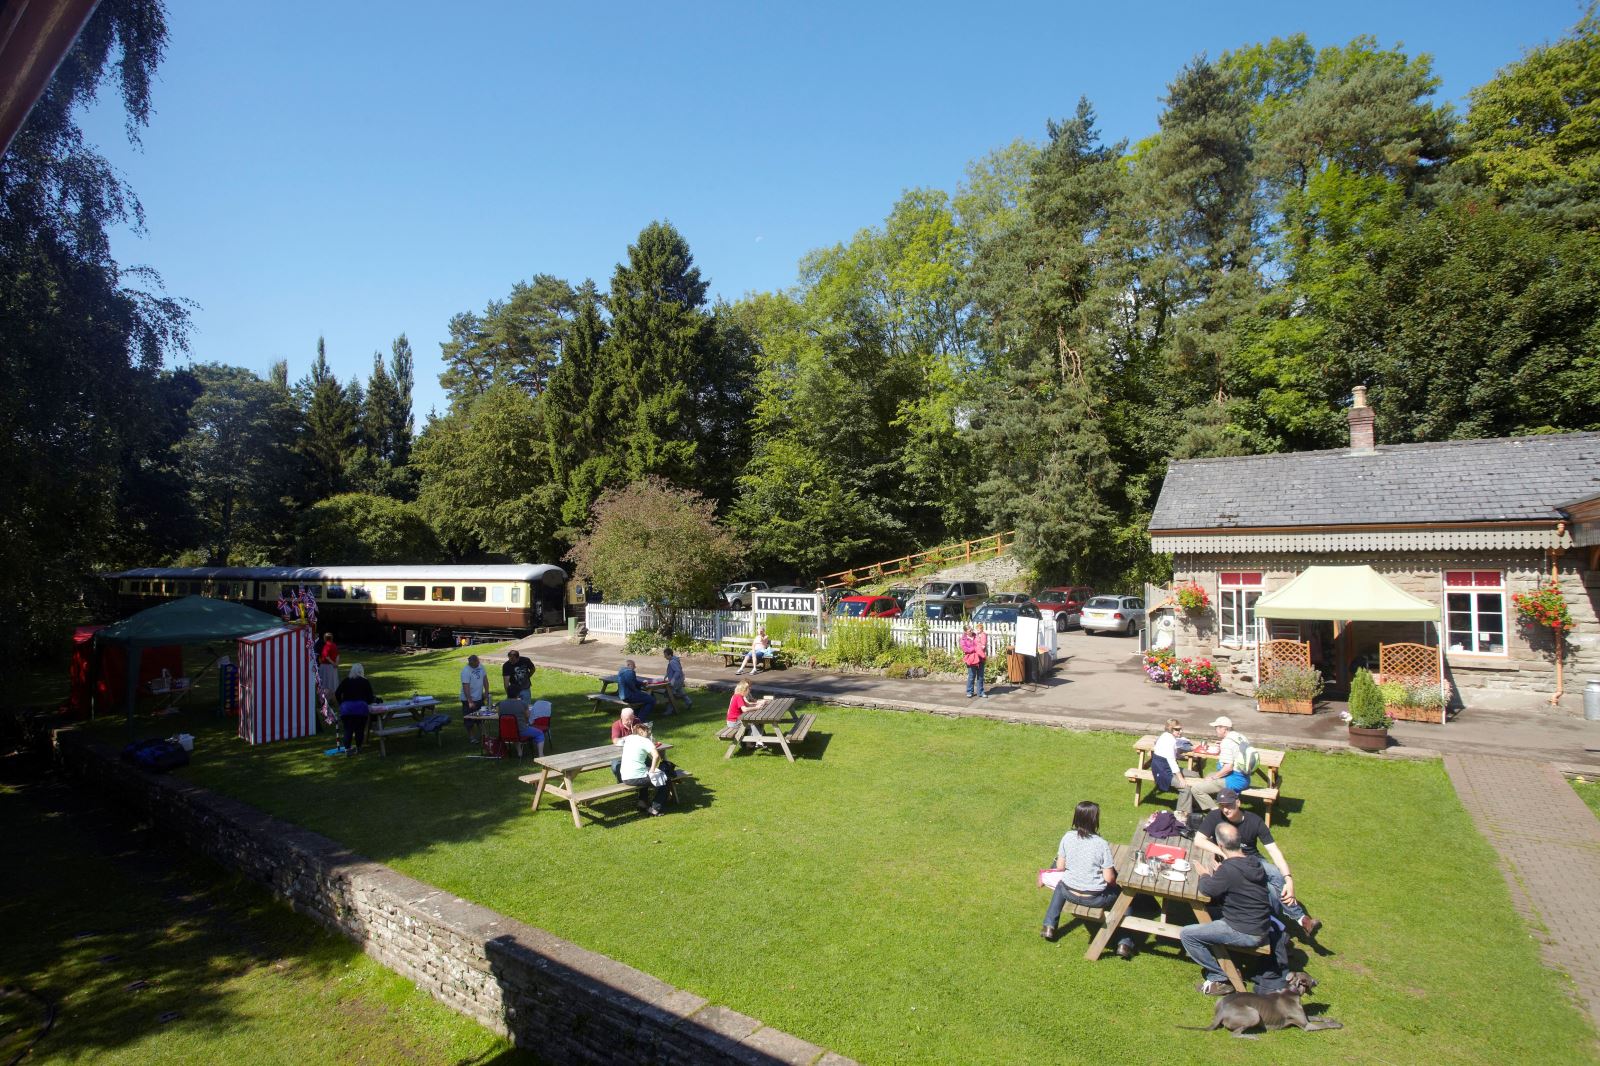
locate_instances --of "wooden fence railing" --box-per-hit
[820,531,1016,590]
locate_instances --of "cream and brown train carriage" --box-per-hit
[108,564,568,645]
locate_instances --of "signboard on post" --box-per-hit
[752,592,822,635]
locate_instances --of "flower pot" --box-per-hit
[1348,725,1389,752]
[1258,698,1314,715]
[1386,704,1445,725]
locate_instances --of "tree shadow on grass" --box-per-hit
[0,748,526,1064]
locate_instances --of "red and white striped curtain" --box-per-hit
[236,626,317,744]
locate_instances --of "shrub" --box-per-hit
[1401,683,1448,711]
[828,618,895,666]
[624,628,664,655]
[1257,665,1325,702]
[885,662,912,679]
[1348,668,1392,728]
[1377,681,1407,707]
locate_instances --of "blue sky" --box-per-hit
[82,0,1588,418]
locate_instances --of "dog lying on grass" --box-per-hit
[1179,972,1343,1039]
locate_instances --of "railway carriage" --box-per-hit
[107,564,568,645]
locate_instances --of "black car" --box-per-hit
[970,601,1043,626]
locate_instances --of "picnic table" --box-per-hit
[1125,735,1285,825]
[717,696,816,762]
[366,696,440,756]
[597,673,619,694]
[1075,828,1269,992]
[464,708,499,742]
[518,742,688,828]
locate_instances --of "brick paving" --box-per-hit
[1445,754,1600,1036]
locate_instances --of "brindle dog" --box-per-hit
[1180,972,1344,1039]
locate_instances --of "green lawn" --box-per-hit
[77,644,1597,1065]
[1575,778,1600,819]
[0,754,525,1065]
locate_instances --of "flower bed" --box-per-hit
[1172,657,1220,695]
[1377,678,1450,725]
[1142,649,1175,684]
[1256,664,1323,715]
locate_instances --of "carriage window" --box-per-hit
[461,586,487,603]
[325,586,347,600]
[510,587,522,604]
[491,587,506,604]
[349,585,369,599]
[431,586,456,602]
[386,586,399,601]
[403,585,425,601]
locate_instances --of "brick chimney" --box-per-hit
[1347,386,1376,453]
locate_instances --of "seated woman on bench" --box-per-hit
[618,721,671,817]
[735,629,773,674]
[1041,800,1132,955]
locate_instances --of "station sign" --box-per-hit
[753,592,821,616]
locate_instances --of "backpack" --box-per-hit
[1231,733,1261,776]
[1151,754,1176,793]
[121,737,189,774]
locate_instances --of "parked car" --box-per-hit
[768,584,810,594]
[721,580,768,610]
[912,580,989,613]
[904,596,968,621]
[970,601,1042,626]
[987,592,1033,606]
[884,585,916,609]
[836,594,903,619]
[1031,585,1096,631]
[1079,594,1146,636]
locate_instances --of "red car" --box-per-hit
[1030,586,1096,631]
[835,594,903,619]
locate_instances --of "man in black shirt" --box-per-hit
[1181,821,1288,995]
[1194,790,1322,940]
[502,650,535,701]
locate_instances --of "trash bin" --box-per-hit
[1585,678,1600,722]
[568,617,577,635]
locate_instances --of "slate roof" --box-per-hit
[1149,432,1600,531]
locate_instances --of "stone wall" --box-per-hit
[52,728,854,1066]
[1167,550,1600,710]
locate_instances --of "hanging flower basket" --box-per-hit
[1174,582,1210,612]
[1511,580,1574,635]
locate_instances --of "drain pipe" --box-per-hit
[1550,522,1567,706]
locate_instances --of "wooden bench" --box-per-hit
[586,692,647,712]
[719,637,781,670]
[371,722,421,757]
[518,769,694,810]
[716,721,744,742]
[1123,767,1283,826]
[787,712,816,745]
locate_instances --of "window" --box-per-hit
[431,586,456,602]
[403,585,425,601]
[491,586,506,604]
[510,586,522,604]
[386,586,398,601]
[462,586,487,603]
[349,585,369,600]
[1445,571,1506,655]
[325,586,347,600]
[1218,572,1263,647]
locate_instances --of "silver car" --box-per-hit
[721,581,768,610]
[1080,595,1146,636]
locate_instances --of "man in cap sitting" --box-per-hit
[1181,820,1290,995]
[1176,715,1254,819]
[1193,788,1323,941]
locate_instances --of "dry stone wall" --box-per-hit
[51,728,855,1066]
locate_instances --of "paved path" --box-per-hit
[506,630,1600,771]
[1445,754,1600,1035]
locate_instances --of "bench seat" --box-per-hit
[586,692,646,711]
[372,722,421,756]
[787,712,816,745]
[715,721,744,741]
[1124,768,1281,825]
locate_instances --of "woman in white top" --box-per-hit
[618,722,669,816]
[1152,718,1190,795]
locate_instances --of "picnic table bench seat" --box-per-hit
[370,722,420,756]
[518,768,694,809]
[1126,737,1287,826]
[715,721,744,741]
[787,712,816,745]
[586,692,648,712]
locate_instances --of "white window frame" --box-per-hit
[1218,572,1264,648]
[1444,570,1507,656]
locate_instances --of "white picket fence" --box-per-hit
[585,603,1013,655]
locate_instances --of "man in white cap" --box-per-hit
[1176,715,1257,818]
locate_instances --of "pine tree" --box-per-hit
[298,336,360,500]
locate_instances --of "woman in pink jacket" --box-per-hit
[960,623,989,699]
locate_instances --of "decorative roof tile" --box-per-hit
[1149,432,1600,531]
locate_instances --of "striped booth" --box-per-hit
[237,626,317,744]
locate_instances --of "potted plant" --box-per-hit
[1142,648,1175,684]
[1174,581,1210,613]
[1176,657,1221,695]
[1347,668,1392,751]
[1380,679,1450,725]
[1256,664,1323,714]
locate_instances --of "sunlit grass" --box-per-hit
[74,645,1597,1065]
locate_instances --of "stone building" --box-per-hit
[1147,390,1600,711]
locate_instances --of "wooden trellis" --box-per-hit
[1379,642,1443,686]
[1257,639,1311,682]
